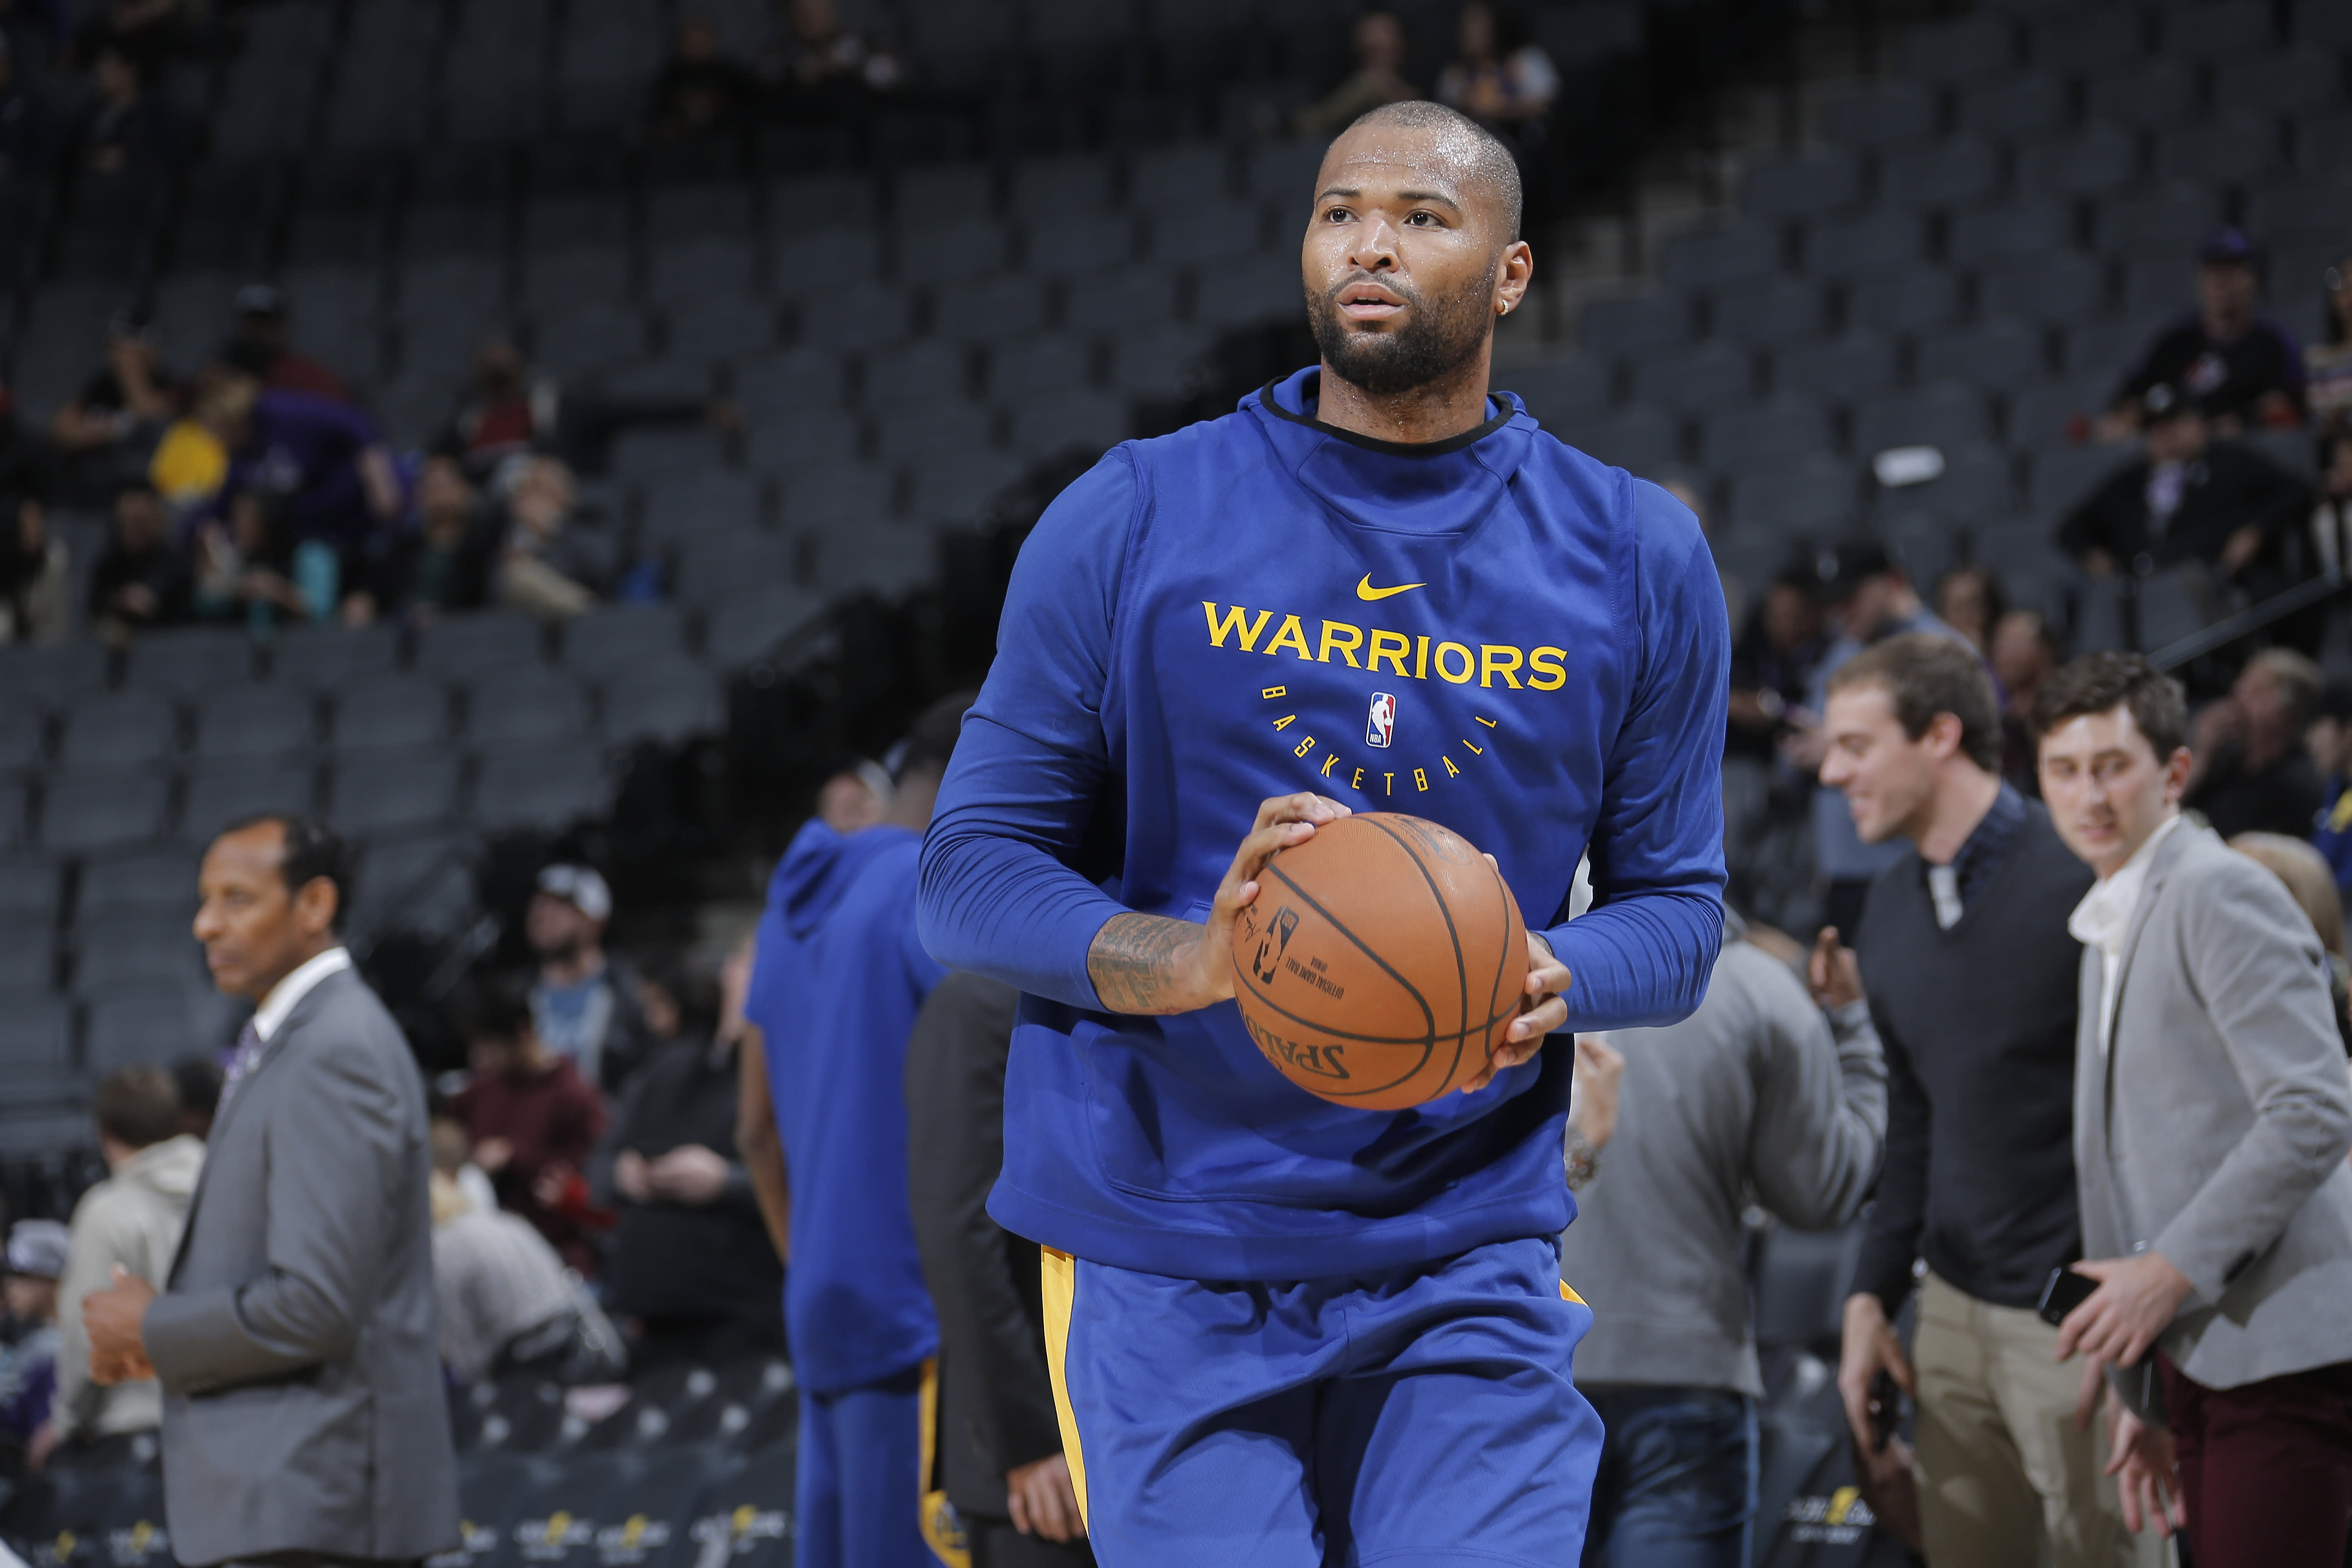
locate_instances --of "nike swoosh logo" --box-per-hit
[1356,575,1426,601]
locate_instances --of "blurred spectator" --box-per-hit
[1567,916,1886,1568]
[2228,832,2352,1052]
[199,372,402,561]
[770,0,900,101]
[69,44,178,175]
[1294,10,1416,137]
[1726,571,1826,762]
[2306,680,2352,899]
[816,759,891,833]
[2059,385,2312,590]
[220,284,349,403]
[2305,254,2352,445]
[604,946,784,1371]
[1436,4,1557,132]
[2104,229,2305,440]
[2184,647,2327,840]
[0,35,49,176]
[2308,433,2352,581]
[168,1054,220,1141]
[527,863,653,1094]
[190,489,325,629]
[495,454,607,623]
[346,455,494,628]
[0,1221,65,1470]
[652,16,757,141]
[1933,565,2004,656]
[0,485,60,643]
[2037,654,2352,1561]
[428,1118,622,1386]
[144,369,227,513]
[48,316,183,505]
[906,972,1096,1566]
[1784,540,1972,936]
[1989,608,2059,793]
[435,340,736,482]
[447,974,610,1275]
[72,0,201,74]
[88,478,191,642]
[43,1067,200,1469]
[1816,636,2140,1567]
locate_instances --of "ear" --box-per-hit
[293,874,340,940]
[1923,710,1966,761]
[2162,745,2195,802]
[1493,239,1534,318]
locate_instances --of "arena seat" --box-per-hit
[40,769,172,854]
[328,750,464,837]
[330,676,455,755]
[60,692,180,771]
[193,686,318,762]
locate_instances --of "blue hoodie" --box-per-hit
[920,368,1729,1281]
[746,818,945,1394]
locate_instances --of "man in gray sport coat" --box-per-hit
[2036,654,2352,1566]
[83,814,458,1568]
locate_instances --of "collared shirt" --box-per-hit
[1924,782,2027,929]
[2067,813,2185,1054]
[252,946,352,1043]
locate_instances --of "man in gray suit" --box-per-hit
[2036,653,2352,1565]
[82,813,458,1568]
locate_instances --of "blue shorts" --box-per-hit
[1042,1236,1601,1568]
[795,1367,931,1568]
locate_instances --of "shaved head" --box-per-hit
[1339,100,1523,241]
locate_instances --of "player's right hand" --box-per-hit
[1837,1292,1915,1455]
[1199,793,1352,1000]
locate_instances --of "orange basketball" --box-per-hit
[1230,812,1529,1110]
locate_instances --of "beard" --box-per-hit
[1307,264,1496,397]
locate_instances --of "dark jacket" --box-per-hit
[88,535,193,628]
[365,516,496,619]
[446,1057,608,1274]
[905,972,1067,1523]
[603,1036,781,1326]
[2056,440,2313,580]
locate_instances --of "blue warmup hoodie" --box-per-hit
[920,368,1730,1282]
[746,818,945,1394]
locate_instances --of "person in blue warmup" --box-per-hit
[749,693,976,1568]
[917,102,1730,1566]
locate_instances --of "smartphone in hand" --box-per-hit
[2037,1264,2097,1328]
[1868,1369,1907,1451]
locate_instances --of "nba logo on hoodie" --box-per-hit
[1365,692,1396,749]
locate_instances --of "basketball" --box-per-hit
[1230,813,1529,1111]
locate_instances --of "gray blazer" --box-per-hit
[142,967,459,1567]
[2077,821,2352,1392]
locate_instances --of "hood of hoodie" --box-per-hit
[1244,366,1539,540]
[770,816,916,941]
[121,1133,204,1201]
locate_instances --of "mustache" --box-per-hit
[1322,270,1418,310]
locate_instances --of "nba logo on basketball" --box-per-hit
[1365,693,1396,749]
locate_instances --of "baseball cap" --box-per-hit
[536,863,612,922]
[2197,226,2257,265]
[6,1219,69,1279]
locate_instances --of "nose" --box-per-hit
[191,899,221,943]
[1347,215,1402,274]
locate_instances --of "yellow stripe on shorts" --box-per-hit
[1560,1279,1586,1306]
[1039,1246,1091,1527]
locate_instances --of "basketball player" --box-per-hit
[918,102,1729,1563]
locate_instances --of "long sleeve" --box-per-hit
[143,1043,406,1392]
[1750,993,1890,1233]
[1851,1003,1932,1312]
[2157,858,2352,1302]
[920,452,1137,1008]
[1540,484,1729,1029]
[52,1189,134,1440]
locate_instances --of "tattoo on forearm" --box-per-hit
[1088,912,1202,1015]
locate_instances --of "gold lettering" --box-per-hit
[1366,630,1411,676]
[1476,714,1498,728]
[1316,621,1365,666]
[1383,771,1394,796]
[1264,614,1313,660]
[1351,767,1365,789]
[1461,737,1483,756]
[1443,757,1461,778]
[1294,736,1316,758]
[1205,603,1274,651]
[1261,685,1287,699]
[1272,714,1295,731]
[1432,642,1474,684]
[1527,646,1568,691]
[1479,645,1524,689]
[1414,768,1429,791]
[1414,635,1429,680]
[1321,754,1340,778]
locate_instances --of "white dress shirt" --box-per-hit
[251,946,353,1043]
[2067,814,2184,1055]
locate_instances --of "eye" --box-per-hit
[1323,205,1355,223]
[1403,210,1438,226]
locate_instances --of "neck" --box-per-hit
[1312,350,1496,447]
[883,769,940,831]
[2099,808,2180,881]
[1910,763,2003,864]
[100,1136,136,1173]
[245,936,338,1004]
[541,944,603,986]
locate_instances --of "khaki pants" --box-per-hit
[1912,1271,2170,1568]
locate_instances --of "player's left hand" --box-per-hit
[1464,932,1568,1093]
